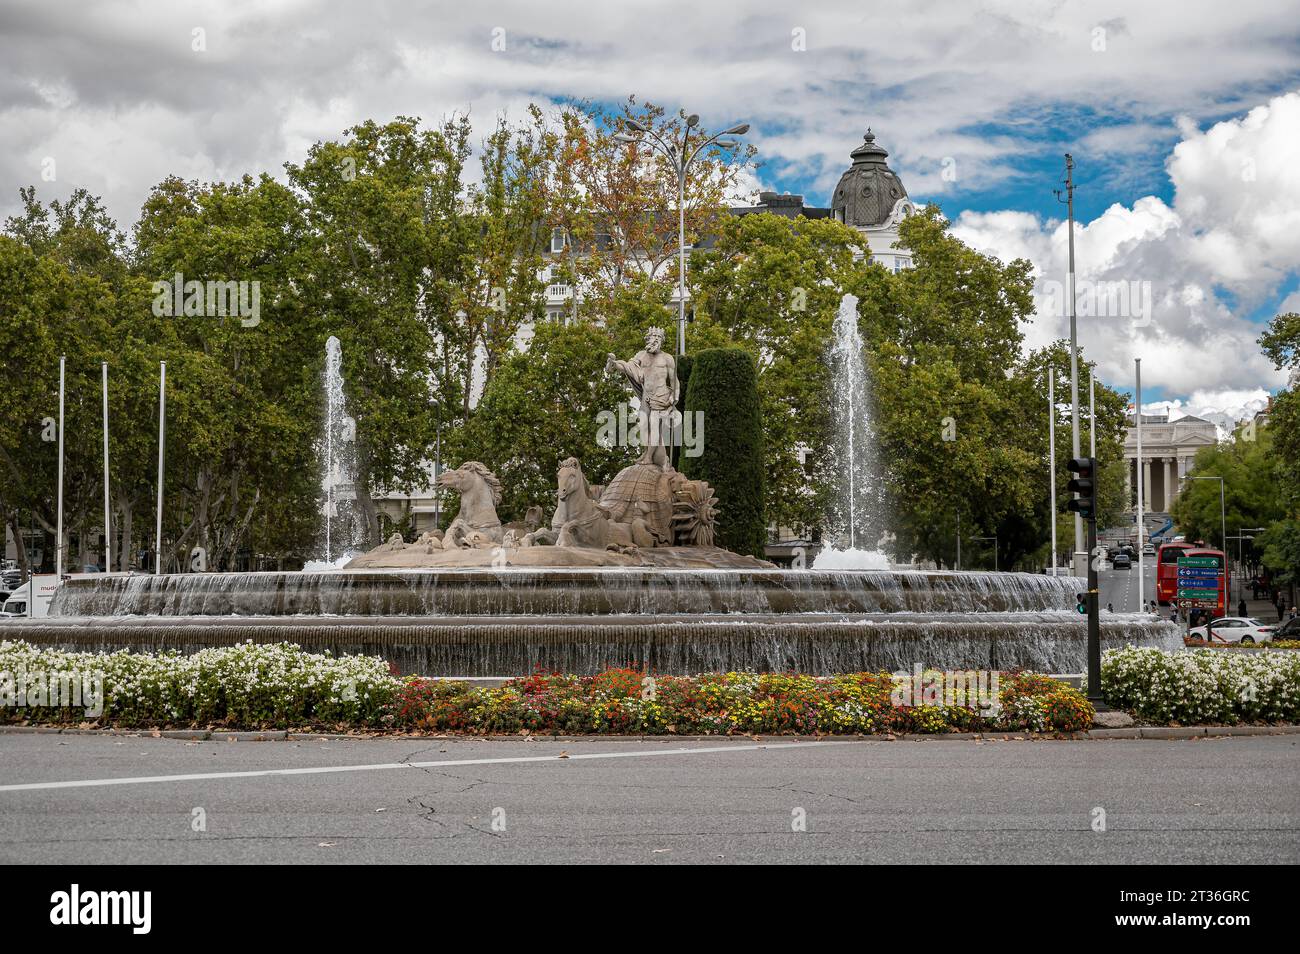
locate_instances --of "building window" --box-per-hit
[551,228,566,253]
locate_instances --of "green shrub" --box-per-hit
[683,347,766,557]
[1101,646,1300,724]
[0,639,398,728]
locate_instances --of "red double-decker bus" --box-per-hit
[1156,541,1194,606]
[1175,547,1228,619]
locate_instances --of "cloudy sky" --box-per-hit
[3,0,1299,413]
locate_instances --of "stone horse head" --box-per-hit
[437,461,504,549]
[556,457,594,522]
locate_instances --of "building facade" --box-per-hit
[1122,412,1218,513]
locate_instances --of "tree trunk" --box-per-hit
[6,510,28,581]
[117,495,133,571]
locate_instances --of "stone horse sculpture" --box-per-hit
[553,457,657,551]
[436,461,504,549]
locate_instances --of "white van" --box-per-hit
[0,574,60,618]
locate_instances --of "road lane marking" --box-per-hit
[0,740,871,793]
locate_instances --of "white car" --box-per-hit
[1188,617,1276,644]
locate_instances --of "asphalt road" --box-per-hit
[1099,562,1160,614]
[1,733,1296,864]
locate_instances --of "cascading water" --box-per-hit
[43,568,1184,676]
[815,293,891,569]
[314,336,362,567]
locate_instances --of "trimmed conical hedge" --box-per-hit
[682,347,766,558]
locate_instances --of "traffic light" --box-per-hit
[1075,592,1087,615]
[1067,457,1096,518]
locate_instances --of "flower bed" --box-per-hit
[0,639,397,728]
[0,640,1095,734]
[1101,646,1300,725]
[390,668,1094,735]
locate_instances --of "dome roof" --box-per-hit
[830,129,910,229]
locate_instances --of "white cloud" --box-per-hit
[951,90,1300,401]
[1,0,1297,410]
[2,0,1299,230]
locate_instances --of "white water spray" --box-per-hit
[815,293,891,570]
[320,336,360,565]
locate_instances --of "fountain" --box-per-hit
[312,335,361,568]
[814,293,892,569]
[26,323,1182,675]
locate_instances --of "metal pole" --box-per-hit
[1089,370,1096,459]
[155,361,166,575]
[1136,359,1145,609]
[102,361,111,573]
[1086,506,1102,702]
[956,512,961,571]
[1218,479,1227,606]
[1218,481,1226,553]
[677,165,687,356]
[56,355,65,579]
[1065,155,1084,576]
[434,423,442,528]
[1049,368,1057,575]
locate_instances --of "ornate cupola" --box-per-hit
[830,129,910,229]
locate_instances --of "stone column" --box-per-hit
[1162,458,1174,511]
[1142,459,1153,511]
[1124,459,1132,507]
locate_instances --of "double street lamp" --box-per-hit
[1229,527,1267,602]
[1181,475,1227,552]
[614,113,749,356]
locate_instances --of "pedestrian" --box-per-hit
[1107,602,1113,613]
[1238,597,1248,618]
[1279,600,1287,623]
[1291,607,1298,621]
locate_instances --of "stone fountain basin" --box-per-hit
[24,568,1182,676]
[50,567,1092,617]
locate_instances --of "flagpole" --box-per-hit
[56,355,66,579]
[1136,358,1146,610]
[102,361,111,573]
[155,361,166,575]
[1049,367,1057,575]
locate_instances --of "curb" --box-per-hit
[3,724,1300,741]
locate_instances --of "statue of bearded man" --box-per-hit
[605,326,680,471]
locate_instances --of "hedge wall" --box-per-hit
[682,347,766,557]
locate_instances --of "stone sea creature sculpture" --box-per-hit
[671,475,719,547]
[436,461,504,549]
[599,461,674,545]
[554,457,656,551]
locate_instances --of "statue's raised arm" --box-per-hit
[605,351,644,399]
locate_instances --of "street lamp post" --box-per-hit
[1054,155,1084,576]
[1183,474,1227,603]
[1231,527,1266,602]
[614,113,749,357]
[1182,476,1227,550]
